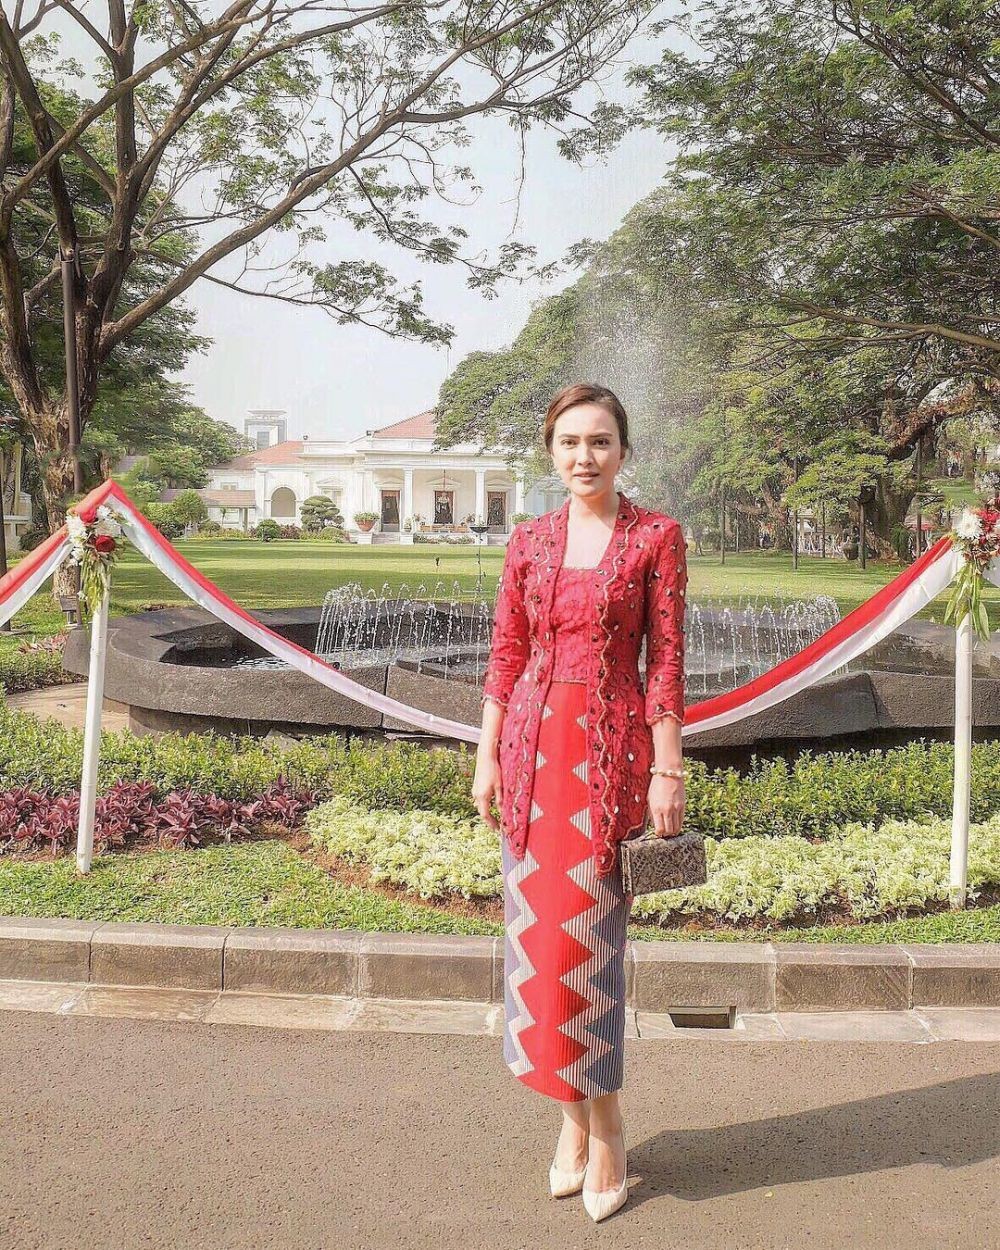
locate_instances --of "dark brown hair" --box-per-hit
[542,383,631,458]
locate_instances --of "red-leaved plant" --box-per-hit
[0,777,317,857]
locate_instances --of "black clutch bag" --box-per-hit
[618,827,707,896]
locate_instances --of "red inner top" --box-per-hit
[550,565,598,682]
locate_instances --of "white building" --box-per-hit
[194,409,561,541]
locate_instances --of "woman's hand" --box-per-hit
[647,774,685,837]
[473,746,504,833]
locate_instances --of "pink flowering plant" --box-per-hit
[944,490,1000,643]
[66,503,126,619]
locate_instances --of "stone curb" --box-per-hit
[2,919,1000,1012]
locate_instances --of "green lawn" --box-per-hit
[4,839,1000,943]
[5,534,998,643]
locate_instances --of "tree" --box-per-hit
[300,495,340,533]
[170,488,208,529]
[627,0,1000,366]
[0,0,657,542]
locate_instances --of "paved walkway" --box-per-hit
[1,1000,998,1249]
[5,682,130,732]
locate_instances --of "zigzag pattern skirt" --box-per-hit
[501,679,632,1102]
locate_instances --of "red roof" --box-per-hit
[370,410,436,439]
[224,440,305,469]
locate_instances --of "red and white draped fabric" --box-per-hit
[0,527,72,626]
[685,535,964,735]
[0,479,967,742]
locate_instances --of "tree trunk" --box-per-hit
[869,477,916,559]
[35,405,82,601]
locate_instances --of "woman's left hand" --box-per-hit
[648,774,685,837]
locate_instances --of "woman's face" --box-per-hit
[549,402,625,500]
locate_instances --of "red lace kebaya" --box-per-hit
[481,491,687,877]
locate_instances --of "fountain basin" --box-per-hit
[60,604,1000,766]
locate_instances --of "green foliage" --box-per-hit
[307,796,501,900]
[144,502,184,539]
[0,646,72,694]
[0,702,342,799]
[680,741,1000,839]
[632,0,999,363]
[330,739,475,814]
[254,518,282,542]
[300,495,343,533]
[631,815,1000,926]
[307,795,1000,924]
[170,490,209,528]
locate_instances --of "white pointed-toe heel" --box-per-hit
[581,1123,628,1222]
[549,1158,588,1197]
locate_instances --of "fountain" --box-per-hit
[61,577,1000,767]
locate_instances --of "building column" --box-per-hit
[400,467,415,544]
[514,475,525,517]
[475,468,486,522]
[403,467,414,522]
[362,469,375,514]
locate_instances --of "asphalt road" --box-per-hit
[1,1010,998,1250]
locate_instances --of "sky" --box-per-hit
[180,109,673,443]
[50,7,684,443]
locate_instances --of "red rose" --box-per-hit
[92,534,116,554]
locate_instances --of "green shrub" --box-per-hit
[0,646,71,694]
[681,740,1000,839]
[0,703,346,798]
[328,739,475,814]
[254,518,281,541]
[306,795,1000,924]
[306,796,501,899]
[632,814,1000,926]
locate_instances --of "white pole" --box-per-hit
[76,578,110,874]
[949,611,973,909]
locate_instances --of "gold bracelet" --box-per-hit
[649,765,685,779]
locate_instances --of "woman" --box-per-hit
[472,383,687,1223]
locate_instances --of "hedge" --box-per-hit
[0,702,472,810]
[0,643,73,695]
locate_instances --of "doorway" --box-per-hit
[381,489,400,532]
[434,490,454,525]
[487,491,507,533]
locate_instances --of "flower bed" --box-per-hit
[307,796,501,900]
[1,778,317,857]
[306,797,1000,927]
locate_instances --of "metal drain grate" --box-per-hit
[666,1006,737,1029]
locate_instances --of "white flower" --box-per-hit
[93,518,122,538]
[96,505,111,520]
[956,509,983,540]
[67,514,87,540]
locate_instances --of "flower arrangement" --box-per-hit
[66,504,125,619]
[944,491,1000,642]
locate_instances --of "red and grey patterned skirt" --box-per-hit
[501,679,632,1101]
